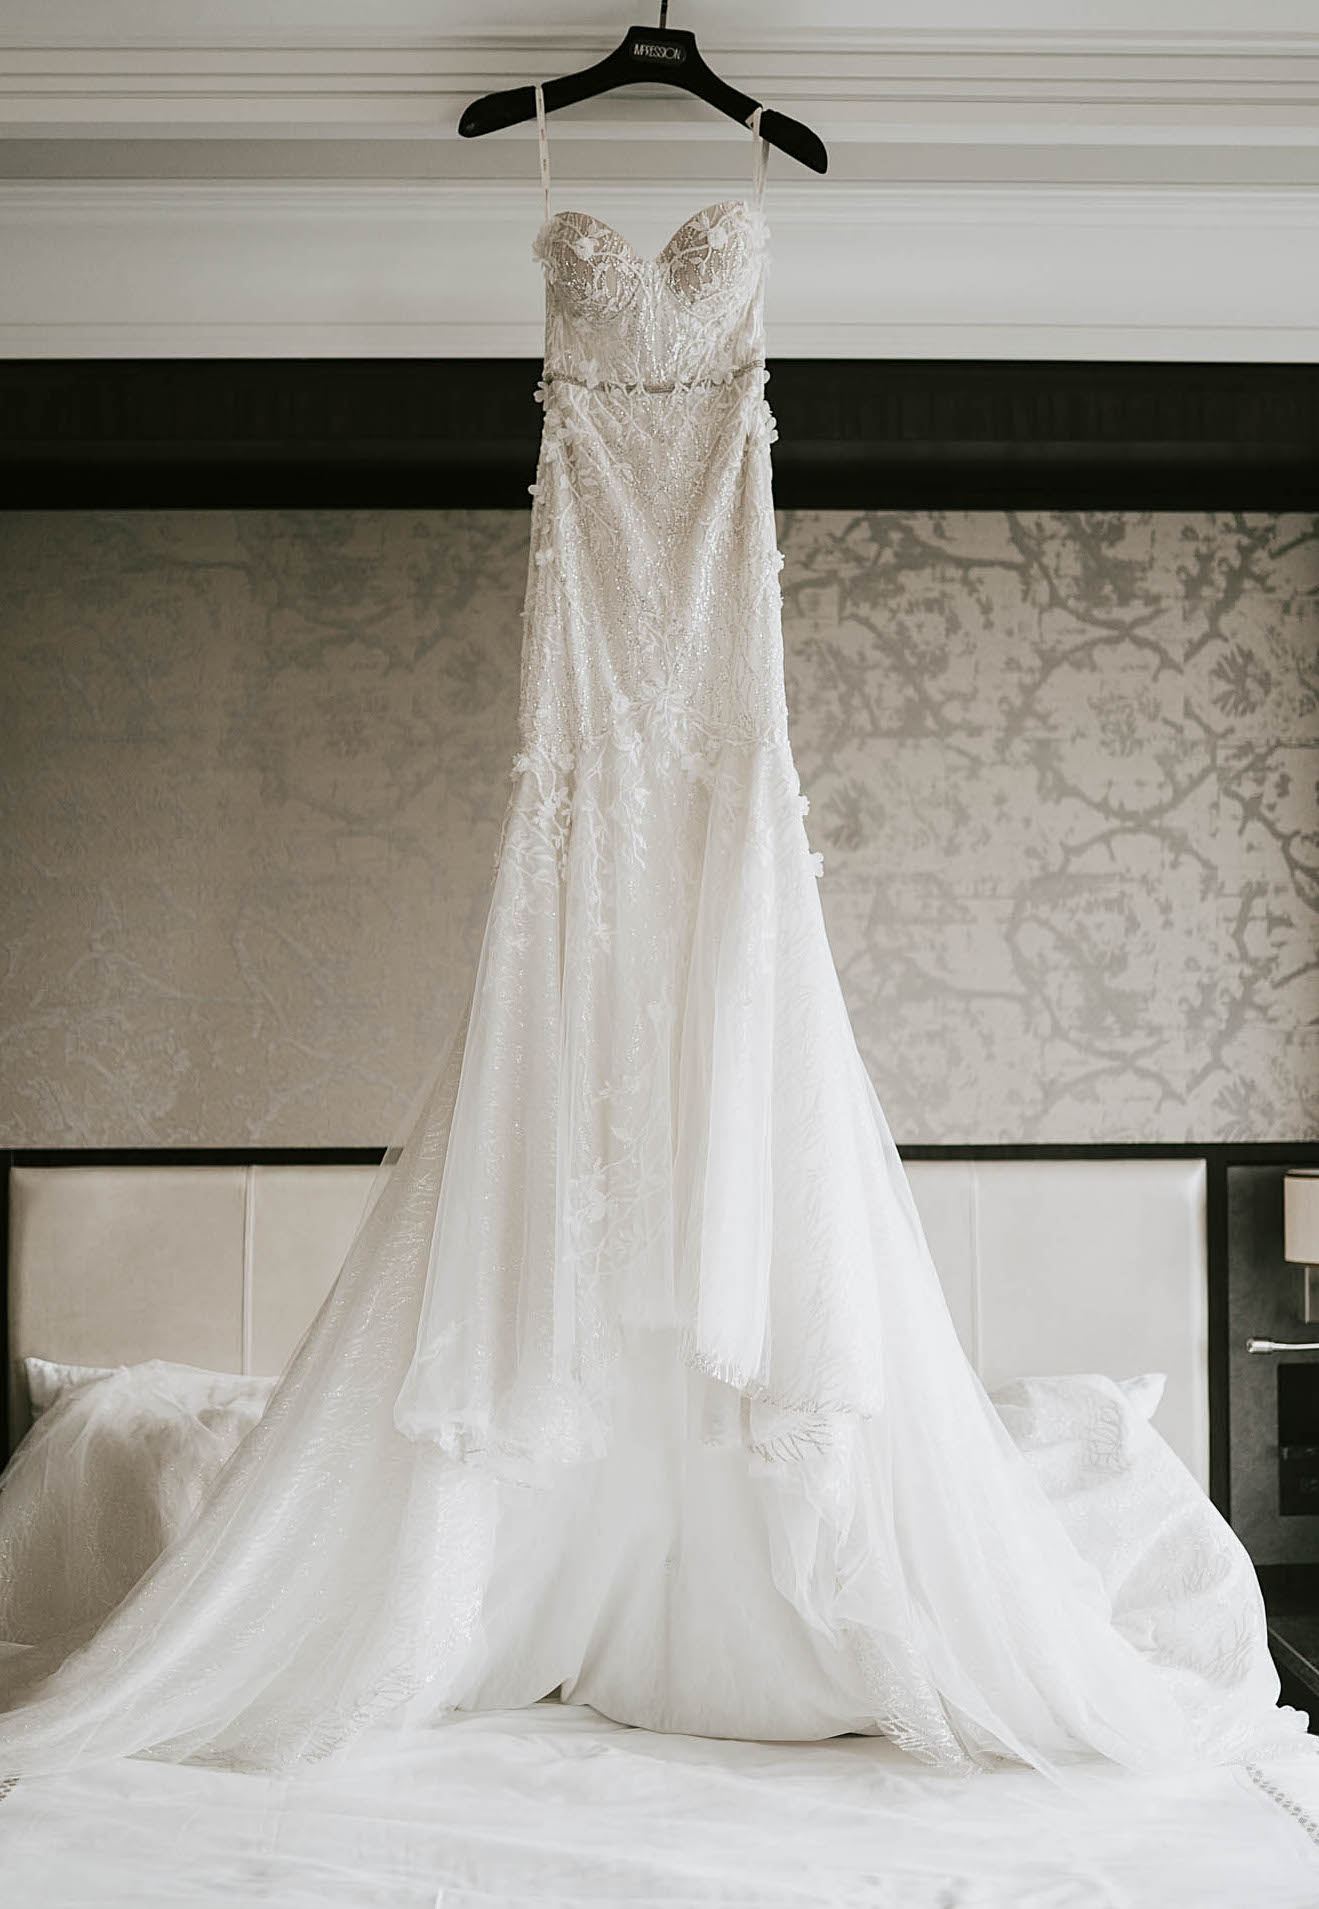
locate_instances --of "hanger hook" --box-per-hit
[658,1,669,26]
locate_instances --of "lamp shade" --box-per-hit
[1284,1172,1319,1264]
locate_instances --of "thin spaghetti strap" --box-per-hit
[535,82,552,224]
[748,104,768,210]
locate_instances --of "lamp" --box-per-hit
[1285,1170,1319,1323]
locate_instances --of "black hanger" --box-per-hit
[459,6,827,176]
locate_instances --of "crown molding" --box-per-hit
[4,324,1314,364]
[6,14,1317,361]
[5,179,1319,225]
[3,26,1319,149]
[3,176,1316,362]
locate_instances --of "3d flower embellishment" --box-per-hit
[705,222,729,251]
[534,544,556,567]
[809,851,825,879]
[572,233,598,262]
[799,794,810,817]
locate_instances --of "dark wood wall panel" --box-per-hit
[1,359,1316,510]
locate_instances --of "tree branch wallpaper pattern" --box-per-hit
[1,509,1315,1147]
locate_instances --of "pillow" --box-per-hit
[989,1369,1166,1473]
[0,1358,276,1649]
[1117,1371,1167,1421]
[23,1356,117,1418]
[990,1371,1275,1733]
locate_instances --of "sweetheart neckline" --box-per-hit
[533,198,763,268]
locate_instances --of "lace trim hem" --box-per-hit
[678,1330,880,1428]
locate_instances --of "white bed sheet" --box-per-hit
[2,1701,1317,1908]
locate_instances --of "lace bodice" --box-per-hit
[534,199,767,390]
[518,89,783,764]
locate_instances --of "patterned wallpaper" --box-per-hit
[782,510,1319,1144]
[1,509,1315,1147]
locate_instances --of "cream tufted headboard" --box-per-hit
[5,1153,1209,1486]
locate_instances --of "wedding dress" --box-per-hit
[0,95,1307,1781]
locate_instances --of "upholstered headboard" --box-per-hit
[5,1154,1209,1485]
[5,1161,380,1452]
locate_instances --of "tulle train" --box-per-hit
[0,716,1300,1776]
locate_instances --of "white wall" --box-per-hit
[1,3,1317,358]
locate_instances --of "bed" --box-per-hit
[5,1153,1211,1474]
[4,1151,1319,1908]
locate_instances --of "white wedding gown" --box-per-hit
[0,96,1307,1781]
